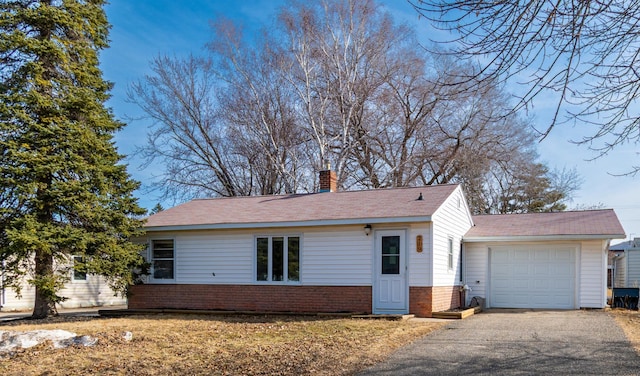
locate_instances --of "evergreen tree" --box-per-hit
[0,0,146,318]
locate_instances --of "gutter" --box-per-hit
[463,234,627,243]
[144,215,434,233]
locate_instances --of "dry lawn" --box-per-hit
[0,314,444,375]
[611,309,640,353]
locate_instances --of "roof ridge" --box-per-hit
[189,184,459,201]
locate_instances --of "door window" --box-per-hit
[381,235,401,274]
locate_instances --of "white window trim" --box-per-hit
[254,234,302,284]
[149,237,176,283]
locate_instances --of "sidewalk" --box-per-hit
[0,305,127,322]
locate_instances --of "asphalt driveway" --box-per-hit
[361,309,639,375]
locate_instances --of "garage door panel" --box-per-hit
[514,264,529,275]
[534,250,550,261]
[513,251,529,261]
[533,264,550,275]
[490,246,576,309]
[533,279,550,289]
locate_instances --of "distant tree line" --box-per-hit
[130,0,580,214]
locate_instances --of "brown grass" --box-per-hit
[611,309,640,353]
[0,314,444,375]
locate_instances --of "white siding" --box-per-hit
[407,223,432,287]
[431,187,473,286]
[463,243,487,306]
[58,275,127,308]
[465,240,608,309]
[146,226,377,287]
[1,274,126,311]
[174,232,253,284]
[303,227,372,286]
[579,240,607,308]
[626,249,640,287]
[613,254,627,288]
[1,283,34,311]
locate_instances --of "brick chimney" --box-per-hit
[319,165,337,193]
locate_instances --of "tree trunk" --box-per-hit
[31,250,57,319]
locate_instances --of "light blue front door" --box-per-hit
[373,230,408,313]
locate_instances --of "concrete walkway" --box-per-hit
[361,309,640,375]
[0,305,127,322]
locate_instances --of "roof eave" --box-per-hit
[144,215,433,232]
[463,234,627,243]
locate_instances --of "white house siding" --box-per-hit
[614,254,627,288]
[146,226,376,287]
[58,275,127,308]
[625,249,640,287]
[464,240,608,309]
[1,275,126,311]
[431,187,473,287]
[173,231,253,284]
[462,242,487,306]
[1,283,35,311]
[407,223,432,287]
[579,240,607,308]
[302,226,372,286]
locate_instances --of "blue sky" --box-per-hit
[100,0,639,243]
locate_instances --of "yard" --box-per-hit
[0,314,444,375]
[611,309,640,352]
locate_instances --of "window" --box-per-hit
[381,235,401,275]
[256,236,300,282]
[151,239,174,280]
[447,237,454,270]
[73,256,87,281]
[459,243,464,283]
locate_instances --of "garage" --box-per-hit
[490,245,576,309]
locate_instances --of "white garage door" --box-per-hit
[490,246,576,309]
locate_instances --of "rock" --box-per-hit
[0,330,97,353]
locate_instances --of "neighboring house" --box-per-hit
[0,257,127,311]
[129,169,625,317]
[611,238,640,288]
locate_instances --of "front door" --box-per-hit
[373,230,408,313]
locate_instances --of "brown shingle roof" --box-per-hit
[145,185,459,229]
[465,209,625,239]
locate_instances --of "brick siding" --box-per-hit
[128,284,460,317]
[409,286,462,317]
[128,284,371,314]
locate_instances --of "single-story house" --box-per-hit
[129,170,626,317]
[611,238,640,288]
[0,257,127,311]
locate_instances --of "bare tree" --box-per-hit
[279,0,408,188]
[210,20,308,195]
[129,56,246,198]
[128,0,582,214]
[413,1,640,173]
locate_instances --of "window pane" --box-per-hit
[382,236,400,274]
[382,236,400,255]
[288,237,299,282]
[152,239,174,249]
[382,255,400,274]
[153,260,174,279]
[256,237,268,281]
[272,237,284,281]
[153,248,174,259]
[152,239,174,259]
